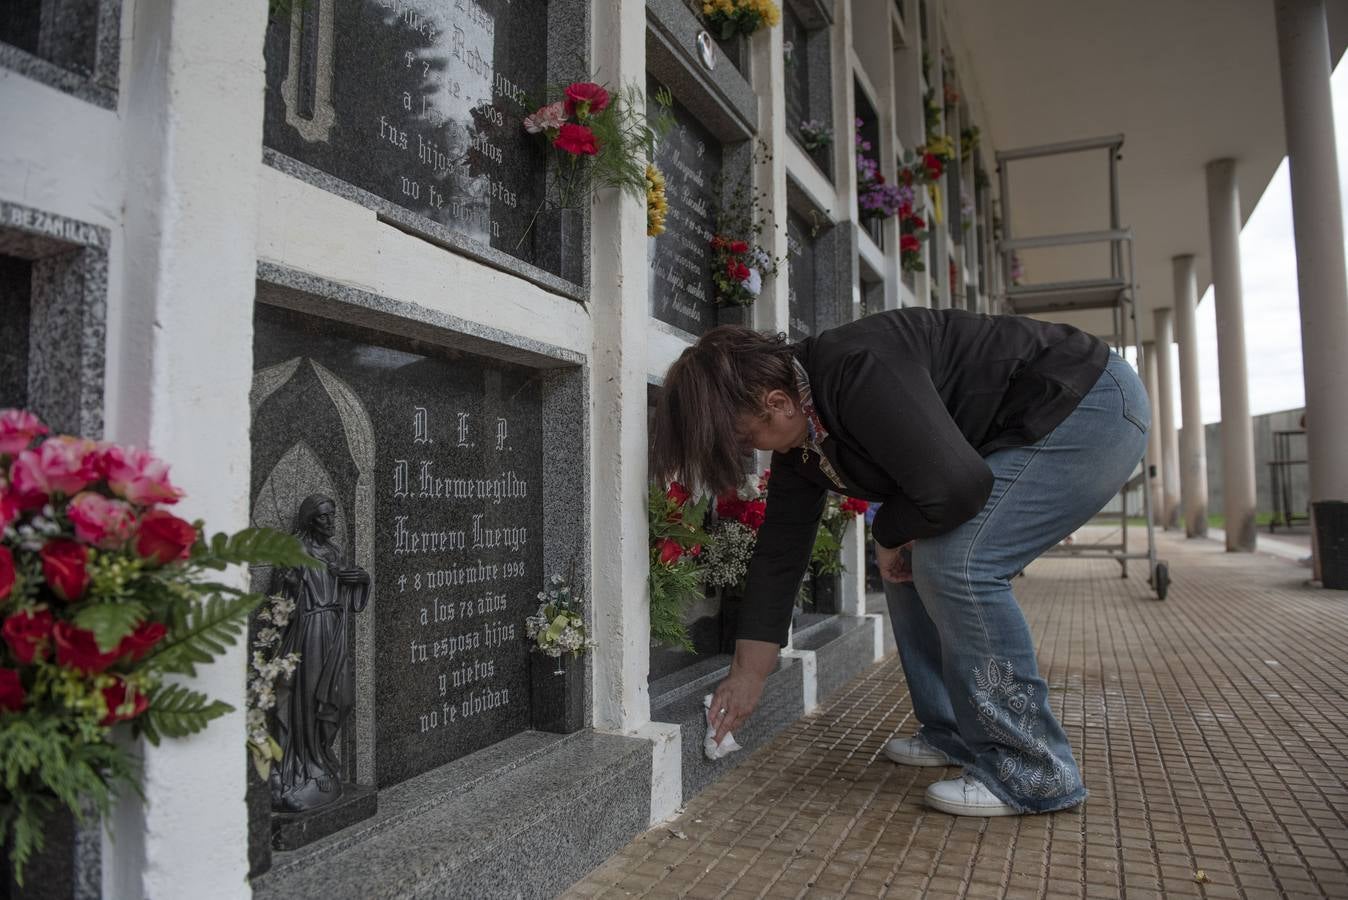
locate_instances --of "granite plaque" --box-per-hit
[263,0,569,279]
[786,211,816,341]
[251,304,543,788]
[0,255,32,409]
[648,79,722,336]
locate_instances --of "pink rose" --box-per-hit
[67,492,138,549]
[97,445,184,506]
[523,101,567,134]
[0,410,48,457]
[9,437,99,507]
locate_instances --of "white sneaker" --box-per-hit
[881,734,955,767]
[925,775,1020,817]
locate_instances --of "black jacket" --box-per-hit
[739,308,1108,647]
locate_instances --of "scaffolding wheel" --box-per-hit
[1152,562,1169,600]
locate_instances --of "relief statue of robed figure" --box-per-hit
[270,493,370,813]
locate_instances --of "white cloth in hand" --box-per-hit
[703,693,743,760]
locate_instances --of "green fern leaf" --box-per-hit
[72,601,148,652]
[137,683,234,742]
[139,593,262,676]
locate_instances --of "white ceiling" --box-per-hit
[945,0,1348,341]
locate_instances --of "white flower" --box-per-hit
[745,267,762,297]
[524,101,567,134]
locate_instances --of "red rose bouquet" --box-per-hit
[702,470,770,594]
[0,409,315,882]
[648,482,710,652]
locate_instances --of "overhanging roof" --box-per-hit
[946,0,1348,340]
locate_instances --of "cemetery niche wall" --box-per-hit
[263,0,589,290]
[0,0,120,107]
[648,77,723,337]
[782,0,833,178]
[247,280,588,866]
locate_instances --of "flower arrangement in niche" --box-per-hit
[525,575,591,659]
[648,482,710,652]
[0,409,315,882]
[709,149,781,307]
[798,119,832,153]
[899,199,929,274]
[246,592,300,779]
[855,120,902,220]
[518,80,672,246]
[702,470,769,593]
[646,164,668,236]
[702,0,781,40]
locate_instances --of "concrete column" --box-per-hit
[107,1,268,895]
[1152,309,1181,530]
[590,0,651,731]
[1141,342,1165,527]
[1172,255,1209,537]
[752,9,790,335]
[1275,0,1348,566]
[1205,159,1258,551]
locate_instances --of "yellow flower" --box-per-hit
[646,164,668,237]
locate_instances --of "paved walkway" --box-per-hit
[566,532,1348,899]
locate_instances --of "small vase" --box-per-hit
[532,207,584,286]
[3,801,99,900]
[530,651,586,734]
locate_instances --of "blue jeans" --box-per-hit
[884,352,1149,813]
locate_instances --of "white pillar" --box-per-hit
[1141,342,1165,529]
[106,1,268,895]
[1172,255,1209,537]
[752,9,790,334]
[1152,309,1181,530]
[1204,159,1258,552]
[1275,0,1348,570]
[589,0,651,731]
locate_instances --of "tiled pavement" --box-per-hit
[566,532,1348,899]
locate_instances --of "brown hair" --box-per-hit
[652,325,797,495]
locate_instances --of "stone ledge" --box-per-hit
[253,730,651,900]
[791,614,878,703]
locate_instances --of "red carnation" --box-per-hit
[840,497,870,516]
[657,538,682,565]
[53,621,121,674]
[666,482,691,506]
[725,260,751,282]
[729,240,749,254]
[0,546,14,602]
[100,677,149,726]
[900,234,921,253]
[563,81,610,117]
[739,499,766,530]
[135,510,197,567]
[0,669,23,712]
[3,608,53,664]
[117,620,167,663]
[40,539,90,602]
[923,153,943,179]
[553,123,599,156]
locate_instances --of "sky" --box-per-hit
[1177,57,1348,427]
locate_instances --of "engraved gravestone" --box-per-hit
[786,210,816,341]
[262,0,570,278]
[783,3,809,141]
[648,79,722,336]
[251,304,543,789]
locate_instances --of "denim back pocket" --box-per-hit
[1104,358,1150,434]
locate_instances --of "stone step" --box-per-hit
[254,729,651,900]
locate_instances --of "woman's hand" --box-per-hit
[875,540,915,584]
[709,639,778,745]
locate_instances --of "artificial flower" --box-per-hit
[657,538,683,565]
[745,268,762,297]
[563,82,610,117]
[68,492,138,550]
[97,445,184,506]
[135,510,197,567]
[40,539,90,602]
[0,410,48,457]
[2,608,53,664]
[53,621,121,674]
[100,677,149,725]
[0,668,23,712]
[666,482,691,505]
[116,620,167,663]
[0,547,13,602]
[9,437,99,507]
